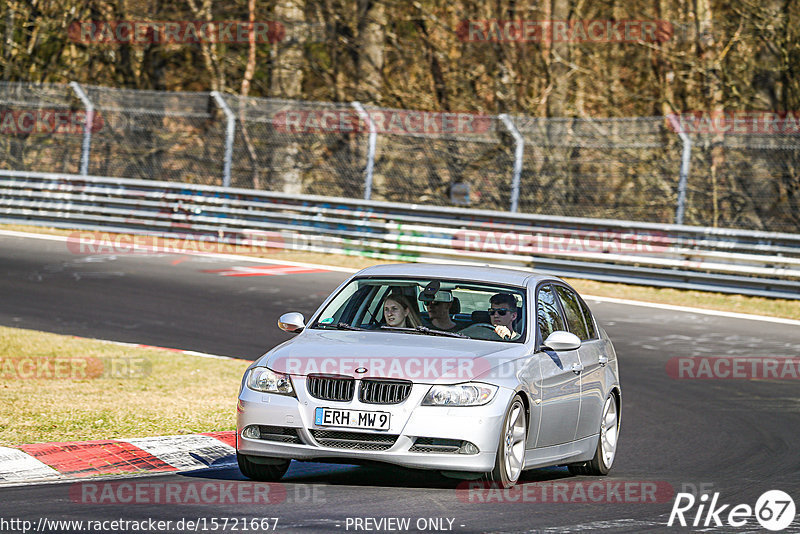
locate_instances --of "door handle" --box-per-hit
[598,355,608,367]
[571,362,584,375]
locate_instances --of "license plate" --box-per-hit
[315,407,390,430]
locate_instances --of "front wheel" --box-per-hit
[237,452,291,481]
[486,396,527,488]
[569,394,619,476]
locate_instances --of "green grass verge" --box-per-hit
[0,326,248,446]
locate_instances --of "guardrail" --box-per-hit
[1,169,799,299]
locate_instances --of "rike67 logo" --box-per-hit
[668,490,796,531]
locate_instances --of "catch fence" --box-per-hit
[1,82,799,233]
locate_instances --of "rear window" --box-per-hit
[536,284,564,342]
[578,297,597,339]
[555,285,590,341]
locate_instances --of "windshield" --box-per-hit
[312,277,526,343]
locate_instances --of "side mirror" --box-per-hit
[278,312,305,333]
[542,331,581,351]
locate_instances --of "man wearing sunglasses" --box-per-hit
[488,293,520,340]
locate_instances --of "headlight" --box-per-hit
[246,367,294,395]
[422,383,498,406]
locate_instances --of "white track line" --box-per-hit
[0,229,356,273]
[0,229,68,242]
[100,339,234,359]
[583,295,800,326]
[2,228,797,326]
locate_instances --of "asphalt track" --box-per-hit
[1,233,799,533]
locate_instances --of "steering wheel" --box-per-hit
[459,323,501,340]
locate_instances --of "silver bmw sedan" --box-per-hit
[236,264,621,488]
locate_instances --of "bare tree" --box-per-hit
[239,0,261,189]
[545,0,571,118]
[185,0,225,92]
[695,0,726,226]
[270,0,305,194]
[356,0,385,104]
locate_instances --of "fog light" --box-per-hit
[242,425,261,439]
[459,441,479,455]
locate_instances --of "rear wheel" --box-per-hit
[569,394,618,476]
[237,453,291,481]
[487,396,526,488]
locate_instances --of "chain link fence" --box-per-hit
[511,117,683,223]
[225,96,369,197]
[363,106,513,210]
[686,133,800,231]
[83,85,228,184]
[1,82,799,233]
[0,82,84,175]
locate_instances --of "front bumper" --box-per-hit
[236,377,514,473]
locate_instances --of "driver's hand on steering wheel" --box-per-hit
[494,325,512,339]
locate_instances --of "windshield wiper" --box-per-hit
[335,322,367,331]
[379,325,425,335]
[315,322,366,331]
[414,325,468,338]
[379,325,468,338]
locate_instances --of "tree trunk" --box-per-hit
[413,16,448,111]
[751,0,787,110]
[751,0,792,229]
[356,0,385,104]
[546,0,570,119]
[270,0,305,194]
[240,0,261,189]
[654,0,677,116]
[185,0,225,92]
[694,0,725,227]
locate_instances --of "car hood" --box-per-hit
[256,329,528,384]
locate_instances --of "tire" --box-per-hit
[486,396,527,488]
[237,452,291,482]
[568,394,619,476]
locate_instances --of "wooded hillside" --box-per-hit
[2,0,797,117]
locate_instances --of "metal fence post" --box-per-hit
[211,91,235,188]
[69,82,94,176]
[499,114,524,213]
[668,115,692,225]
[351,101,377,200]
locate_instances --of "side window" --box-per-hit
[360,286,389,326]
[578,298,597,339]
[537,284,565,343]
[555,286,589,341]
[316,283,361,325]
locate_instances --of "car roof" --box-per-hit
[353,263,559,288]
